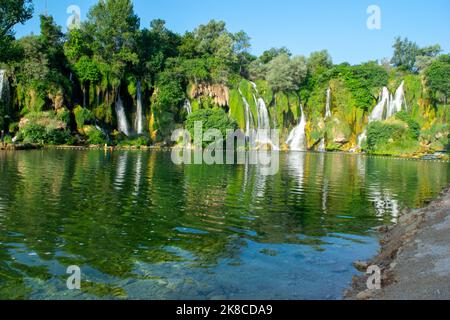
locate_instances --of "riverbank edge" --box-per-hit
[1,143,449,161]
[345,185,450,300]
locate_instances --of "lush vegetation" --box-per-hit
[0,0,449,157]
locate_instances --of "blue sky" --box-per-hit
[13,0,450,64]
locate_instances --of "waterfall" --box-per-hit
[325,88,332,118]
[183,99,192,115]
[115,95,130,136]
[357,81,406,148]
[134,81,145,135]
[387,81,406,119]
[318,138,326,152]
[0,70,7,103]
[255,96,274,147]
[369,82,406,122]
[286,105,307,151]
[369,87,390,122]
[238,88,255,139]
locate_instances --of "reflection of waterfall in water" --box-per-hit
[134,153,142,195]
[369,188,400,223]
[115,96,130,136]
[183,99,192,115]
[135,81,145,135]
[114,153,128,190]
[357,81,406,148]
[325,88,332,118]
[287,152,305,190]
[286,105,307,151]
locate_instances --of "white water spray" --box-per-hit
[135,81,145,135]
[325,88,332,118]
[286,105,307,151]
[183,99,192,115]
[0,70,7,103]
[357,81,406,148]
[115,95,130,136]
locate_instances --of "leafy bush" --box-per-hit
[74,106,95,130]
[185,108,237,147]
[395,111,421,139]
[56,107,71,125]
[86,128,107,145]
[365,120,421,155]
[117,135,150,147]
[19,123,71,145]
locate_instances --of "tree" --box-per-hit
[391,37,420,72]
[0,0,33,62]
[425,58,450,105]
[266,54,307,92]
[85,0,140,84]
[307,50,333,75]
[0,0,33,39]
[75,56,100,107]
[391,37,442,73]
[260,47,291,64]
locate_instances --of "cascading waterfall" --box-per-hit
[369,87,391,122]
[250,82,278,149]
[115,95,130,136]
[387,81,406,119]
[183,99,192,115]
[286,105,307,151]
[238,88,255,139]
[134,81,145,135]
[357,81,406,148]
[325,88,332,118]
[255,96,274,147]
[318,138,326,152]
[0,70,8,103]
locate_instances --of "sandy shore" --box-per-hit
[346,185,450,300]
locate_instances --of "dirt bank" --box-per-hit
[346,185,450,300]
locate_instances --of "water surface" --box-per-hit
[0,150,449,299]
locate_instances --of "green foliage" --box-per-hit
[365,120,420,155]
[18,123,71,145]
[185,108,237,147]
[74,106,95,129]
[75,56,100,84]
[424,59,450,103]
[266,54,307,92]
[86,128,107,145]
[0,0,33,62]
[307,50,333,75]
[320,62,388,111]
[117,135,150,147]
[395,111,420,139]
[391,37,441,73]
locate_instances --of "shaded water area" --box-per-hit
[0,150,449,300]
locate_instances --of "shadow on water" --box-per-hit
[0,150,449,299]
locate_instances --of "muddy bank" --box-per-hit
[346,185,450,300]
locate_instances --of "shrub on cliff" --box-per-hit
[185,108,237,147]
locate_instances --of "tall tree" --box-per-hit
[0,0,33,62]
[425,57,450,106]
[84,0,140,86]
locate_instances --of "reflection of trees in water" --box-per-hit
[0,150,449,298]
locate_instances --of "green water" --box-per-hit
[0,150,449,300]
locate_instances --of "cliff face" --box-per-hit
[188,83,229,107]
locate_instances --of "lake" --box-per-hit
[0,150,449,299]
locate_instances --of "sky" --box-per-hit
[13,0,450,65]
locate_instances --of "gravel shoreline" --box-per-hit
[345,185,450,300]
